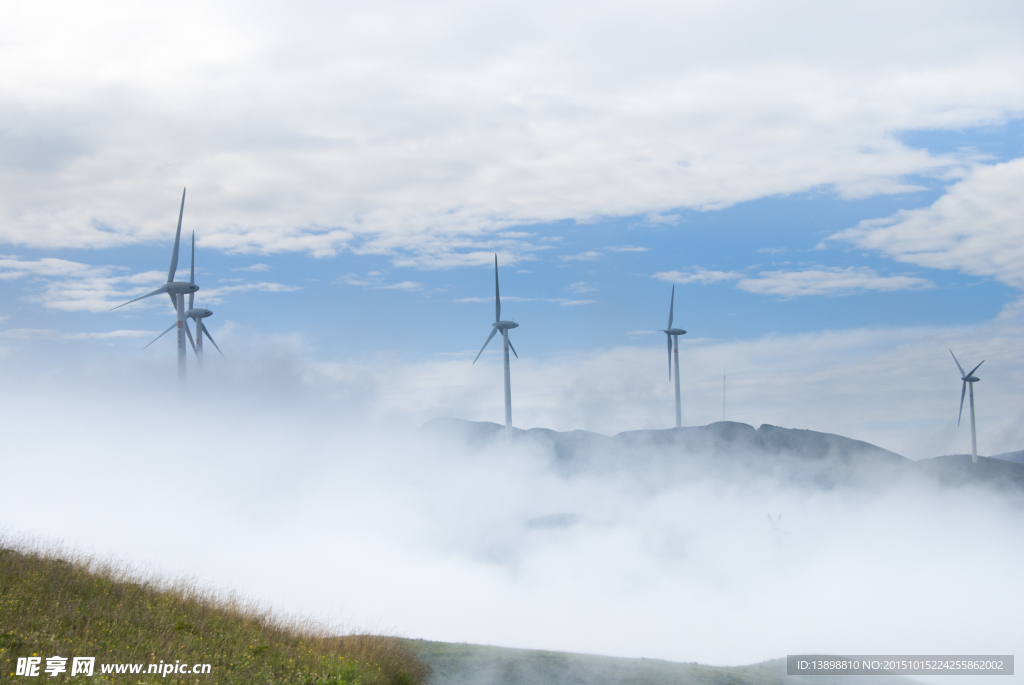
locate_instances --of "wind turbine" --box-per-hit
[111,188,199,383]
[950,350,984,464]
[472,254,519,436]
[662,285,687,428]
[183,232,225,367]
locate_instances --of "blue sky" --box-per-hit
[0,0,1022,455]
[4,144,1017,361]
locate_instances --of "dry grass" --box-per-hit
[0,541,428,684]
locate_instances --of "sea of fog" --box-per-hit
[1,358,1021,682]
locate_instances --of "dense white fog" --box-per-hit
[2,348,1021,674]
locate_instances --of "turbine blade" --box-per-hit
[473,327,498,364]
[143,322,177,349]
[508,336,518,359]
[668,284,675,329]
[950,349,965,377]
[189,231,195,310]
[967,360,984,377]
[184,320,197,354]
[666,333,672,380]
[110,285,168,311]
[958,381,967,426]
[494,253,500,322]
[201,322,226,359]
[167,187,186,282]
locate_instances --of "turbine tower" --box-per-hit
[950,350,984,464]
[662,285,687,428]
[111,188,198,383]
[183,233,226,366]
[472,254,519,436]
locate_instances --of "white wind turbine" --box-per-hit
[143,232,226,366]
[472,254,520,436]
[950,350,984,464]
[183,233,225,366]
[111,188,198,383]
[662,285,687,428]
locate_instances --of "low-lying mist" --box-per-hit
[2,357,1021,676]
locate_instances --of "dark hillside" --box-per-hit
[410,641,916,685]
[421,418,1024,492]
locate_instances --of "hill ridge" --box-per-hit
[422,418,1024,492]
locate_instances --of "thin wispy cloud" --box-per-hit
[0,256,107,280]
[736,267,932,297]
[568,281,595,294]
[604,246,650,253]
[340,272,422,292]
[0,328,155,341]
[559,251,605,262]
[0,253,297,312]
[453,296,597,306]
[200,282,301,303]
[232,263,270,272]
[653,269,743,285]
[63,330,157,340]
[381,281,423,292]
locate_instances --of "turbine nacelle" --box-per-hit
[964,375,980,383]
[167,282,200,296]
[663,328,686,336]
[186,308,213,319]
[495,321,519,330]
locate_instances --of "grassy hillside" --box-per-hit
[410,641,917,685]
[1,545,427,684]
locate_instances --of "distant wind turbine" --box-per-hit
[472,254,520,436]
[111,188,199,383]
[662,285,687,428]
[950,350,984,464]
[183,233,225,366]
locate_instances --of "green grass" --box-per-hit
[1,544,428,684]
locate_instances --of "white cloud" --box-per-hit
[0,255,108,280]
[0,328,62,339]
[3,362,1023,668]
[454,295,595,306]
[0,309,1022,669]
[199,282,301,304]
[736,266,931,296]
[0,328,155,341]
[3,2,1019,263]
[568,281,595,294]
[653,268,743,285]
[604,246,650,253]
[339,272,421,291]
[63,330,156,340]
[232,263,270,272]
[0,255,294,312]
[559,251,605,262]
[831,159,1024,289]
[381,281,423,292]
